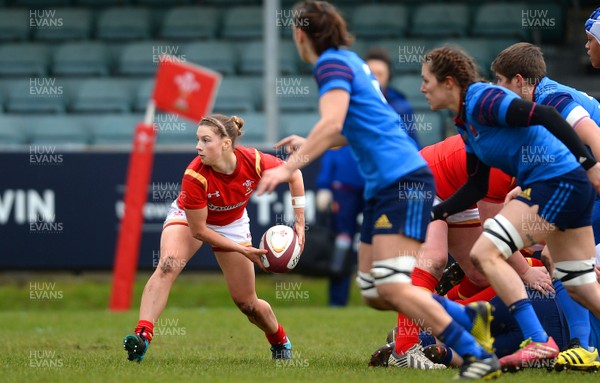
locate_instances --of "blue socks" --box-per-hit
[509,298,548,343]
[432,294,474,331]
[554,280,591,349]
[438,321,490,359]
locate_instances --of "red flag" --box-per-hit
[110,122,156,311]
[152,55,221,122]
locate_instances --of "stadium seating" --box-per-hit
[70,78,132,113]
[471,3,530,40]
[154,113,197,145]
[410,4,470,38]
[5,78,67,114]
[15,0,71,5]
[350,5,408,38]
[32,8,92,41]
[213,76,261,114]
[183,41,238,76]
[280,112,320,138]
[0,9,30,41]
[239,40,298,75]
[117,41,164,77]
[0,0,579,150]
[0,43,49,77]
[222,6,263,40]
[0,116,27,146]
[236,112,265,143]
[133,78,156,112]
[440,38,495,77]
[160,7,220,40]
[89,114,141,146]
[96,7,151,41]
[373,39,434,74]
[277,76,319,112]
[26,115,90,147]
[53,42,111,77]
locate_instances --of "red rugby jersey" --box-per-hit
[178,146,283,226]
[419,135,515,204]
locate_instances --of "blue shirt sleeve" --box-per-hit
[540,92,578,118]
[314,58,353,96]
[471,88,512,127]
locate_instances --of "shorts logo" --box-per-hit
[208,191,220,198]
[519,188,532,200]
[374,214,393,229]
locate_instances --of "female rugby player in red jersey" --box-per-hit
[123,114,306,362]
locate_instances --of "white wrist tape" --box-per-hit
[292,196,305,209]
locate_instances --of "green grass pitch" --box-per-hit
[1,272,598,382]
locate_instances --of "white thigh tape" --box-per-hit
[356,271,379,298]
[554,259,596,286]
[371,256,416,285]
[482,215,524,258]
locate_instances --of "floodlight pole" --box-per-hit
[264,0,280,146]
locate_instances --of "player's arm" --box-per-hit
[431,153,490,221]
[185,207,267,269]
[275,134,347,156]
[288,169,306,249]
[542,92,600,160]
[574,117,600,161]
[285,89,348,169]
[506,98,597,170]
[507,98,600,193]
[257,89,349,194]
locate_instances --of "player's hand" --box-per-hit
[504,186,522,204]
[540,245,554,277]
[274,135,307,154]
[293,218,305,253]
[256,166,295,195]
[521,266,554,295]
[586,163,600,196]
[241,246,268,272]
[595,265,600,283]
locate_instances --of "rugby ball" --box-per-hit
[259,225,302,273]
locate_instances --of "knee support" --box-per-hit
[554,259,596,286]
[356,271,378,298]
[371,256,416,285]
[482,215,524,259]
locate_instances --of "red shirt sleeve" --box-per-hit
[259,151,284,172]
[179,172,207,210]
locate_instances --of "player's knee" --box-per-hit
[158,255,186,277]
[481,215,524,259]
[554,259,596,287]
[234,299,257,317]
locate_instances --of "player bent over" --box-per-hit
[123,114,306,362]
[492,42,600,371]
[258,1,501,379]
[424,46,600,372]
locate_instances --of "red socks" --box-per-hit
[266,324,287,346]
[135,319,154,342]
[395,314,420,354]
[446,276,487,300]
[394,267,438,355]
[412,267,438,292]
[458,286,497,305]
